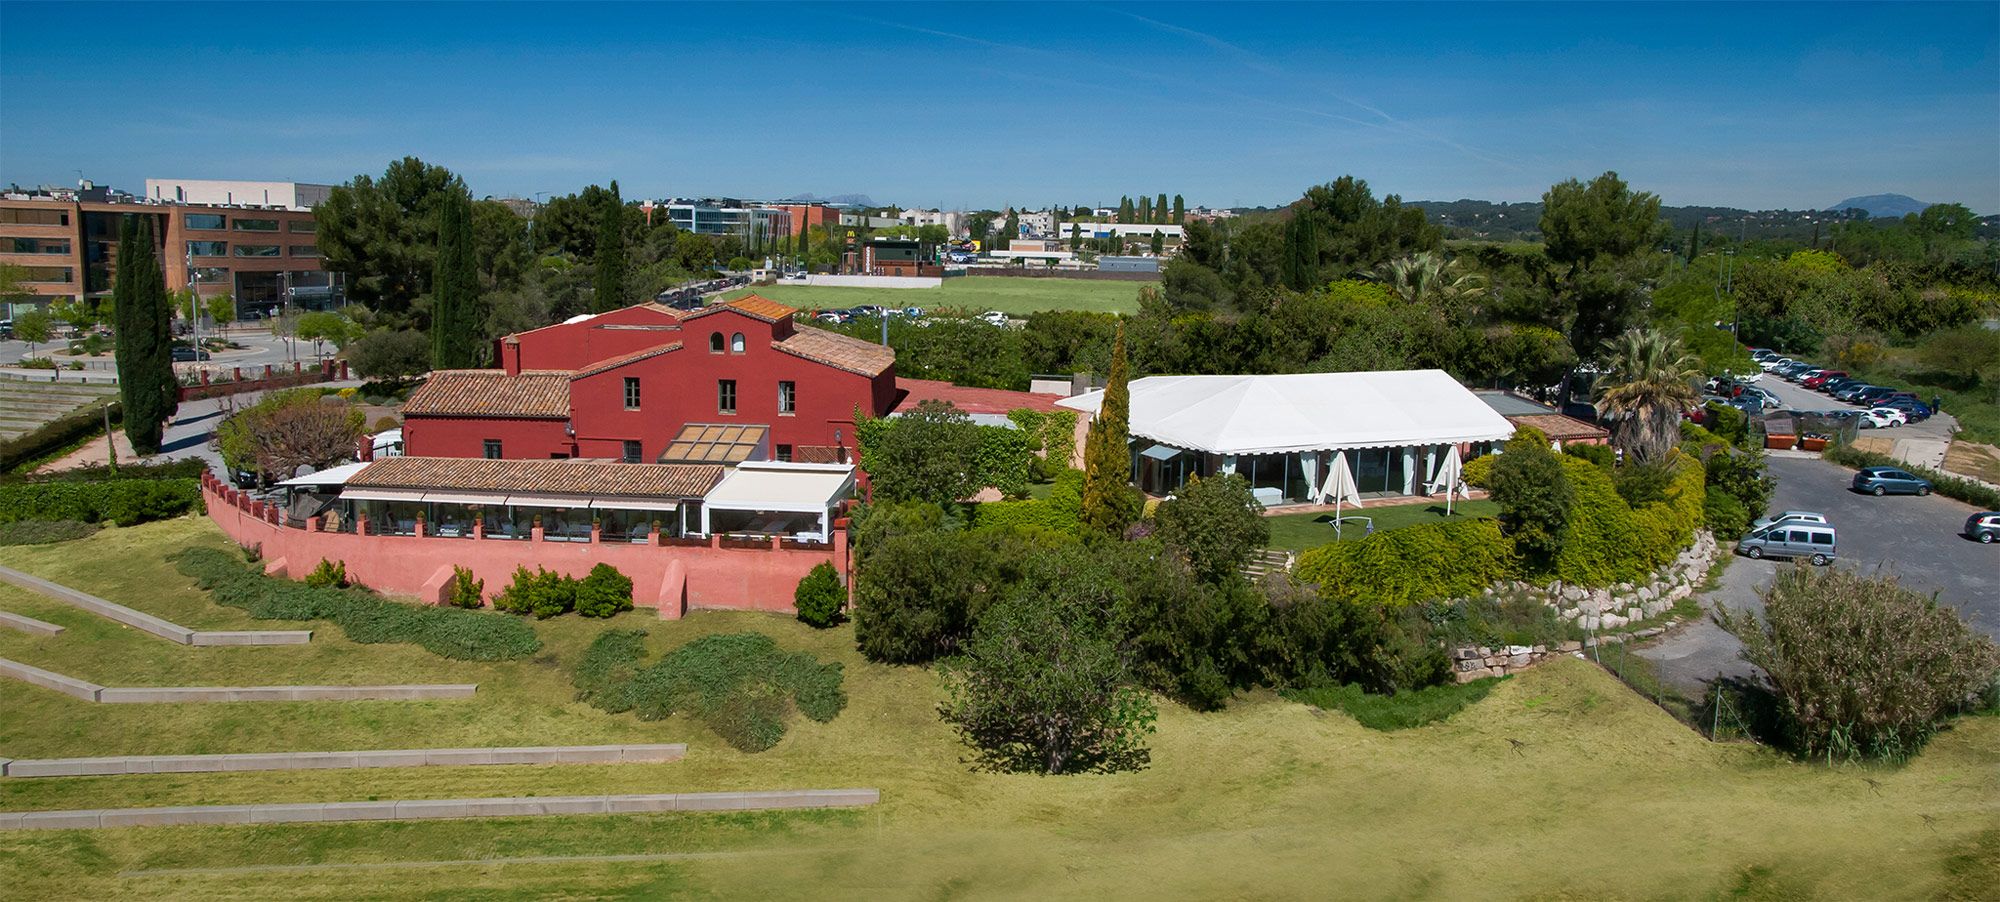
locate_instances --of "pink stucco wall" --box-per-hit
[201,476,844,618]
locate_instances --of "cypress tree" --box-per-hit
[593,181,627,312]
[1070,224,1082,251]
[113,215,176,455]
[1172,194,1185,224]
[1154,193,1168,224]
[1150,230,1163,256]
[431,184,482,368]
[1138,195,1152,224]
[1119,196,1134,223]
[1080,322,1141,536]
[1688,220,1702,263]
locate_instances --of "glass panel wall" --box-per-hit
[184,213,226,230]
[428,503,479,538]
[598,508,669,543]
[363,500,424,535]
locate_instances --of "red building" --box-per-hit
[404,295,897,465]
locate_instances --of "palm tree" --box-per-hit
[1594,327,1703,463]
[1374,251,1487,318]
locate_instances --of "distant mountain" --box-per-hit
[1827,194,1931,219]
[785,192,876,207]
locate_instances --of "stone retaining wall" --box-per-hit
[0,789,881,831]
[0,564,311,646]
[0,610,63,637]
[2,744,687,778]
[1449,531,1720,683]
[0,656,475,704]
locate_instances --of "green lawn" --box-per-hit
[724,275,1146,317]
[2,518,1996,899]
[1263,499,1501,553]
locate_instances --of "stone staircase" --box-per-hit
[0,382,117,440]
[1242,549,1294,581]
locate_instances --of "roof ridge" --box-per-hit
[570,341,685,379]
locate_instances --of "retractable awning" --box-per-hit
[274,461,369,488]
[340,487,429,503]
[501,493,596,509]
[702,462,856,514]
[422,491,507,506]
[589,497,681,512]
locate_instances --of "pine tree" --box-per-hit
[430,184,482,368]
[1154,194,1168,224]
[1171,194,1185,224]
[113,215,176,455]
[1080,322,1141,536]
[592,181,627,313]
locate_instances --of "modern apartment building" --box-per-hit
[642,199,792,249]
[0,184,336,320]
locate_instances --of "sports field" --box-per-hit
[2,519,1995,899]
[724,275,1146,316]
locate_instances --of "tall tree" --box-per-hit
[430,184,483,368]
[112,216,176,455]
[1154,194,1169,224]
[1081,322,1142,535]
[1138,195,1153,225]
[315,157,461,318]
[1150,230,1164,256]
[1070,223,1083,252]
[592,181,627,313]
[1593,327,1701,462]
[1686,219,1702,264]
[1171,194,1185,224]
[1540,171,1669,361]
[1118,196,1134,223]
[1002,210,1020,246]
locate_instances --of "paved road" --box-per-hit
[1638,454,1998,694]
[1749,367,1957,467]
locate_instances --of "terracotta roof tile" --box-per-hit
[687,293,797,323]
[352,456,724,498]
[571,341,684,379]
[775,325,895,377]
[892,377,1063,415]
[403,370,572,419]
[1508,413,1608,441]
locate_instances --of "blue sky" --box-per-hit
[3,2,1995,212]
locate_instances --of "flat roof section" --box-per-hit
[703,462,855,514]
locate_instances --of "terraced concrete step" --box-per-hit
[1,744,688,777]
[0,789,882,830]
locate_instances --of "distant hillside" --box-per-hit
[1828,194,1932,218]
[785,192,876,207]
[1408,199,1867,244]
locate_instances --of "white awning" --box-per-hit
[590,497,681,512]
[341,487,428,503]
[703,462,855,514]
[274,461,369,488]
[1057,370,1517,455]
[422,491,506,506]
[501,493,596,509]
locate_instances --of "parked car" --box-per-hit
[1748,348,1776,361]
[1819,376,1863,395]
[1751,510,1828,531]
[1878,397,1932,421]
[169,346,211,362]
[1965,512,2000,544]
[1852,466,1932,496]
[1851,386,1901,405]
[979,311,1010,326]
[1736,521,1837,565]
[1866,407,1908,427]
[1802,370,1847,390]
[814,311,847,324]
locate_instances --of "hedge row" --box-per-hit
[970,468,1085,535]
[173,547,542,661]
[0,400,120,475]
[4,458,208,485]
[0,478,201,526]
[1823,444,2000,510]
[571,630,845,752]
[1295,453,1706,606]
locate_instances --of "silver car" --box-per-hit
[1737,522,1837,565]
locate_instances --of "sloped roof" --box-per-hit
[403,370,572,419]
[571,341,684,379]
[350,456,723,498]
[892,377,1063,416]
[1508,413,1608,442]
[686,293,797,323]
[775,325,895,377]
[1056,370,1516,455]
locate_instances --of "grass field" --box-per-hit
[723,275,1147,317]
[1263,499,1501,552]
[2,518,1997,899]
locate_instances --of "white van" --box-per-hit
[1736,522,1837,565]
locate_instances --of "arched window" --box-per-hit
[709,332,724,353]
[730,332,746,354]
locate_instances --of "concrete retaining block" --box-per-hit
[0,657,103,701]
[0,565,194,644]
[0,610,63,637]
[190,630,313,646]
[2,744,686,778]
[96,684,477,703]
[0,789,881,831]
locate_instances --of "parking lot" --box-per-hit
[1638,454,1999,693]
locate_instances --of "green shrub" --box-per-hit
[971,468,1085,535]
[1294,518,1518,607]
[1153,473,1268,584]
[1703,487,1752,540]
[1284,677,1506,731]
[4,458,206,485]
[447,565,485,609]
[794,561,844,628]
[1562,442,1615,469]
[0,477,200,526]
[1460,453,1495,488]
[1491,429,1573,569]
[495,566,578,619]
[0,519,99,545]
[303,559,348,588]
[574,632,846,753]
[1553,454,1703,587]
[173,548,540,660]
[1824,443,2000,509]
[1717,566,2000,762]
[576,563,634,618]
